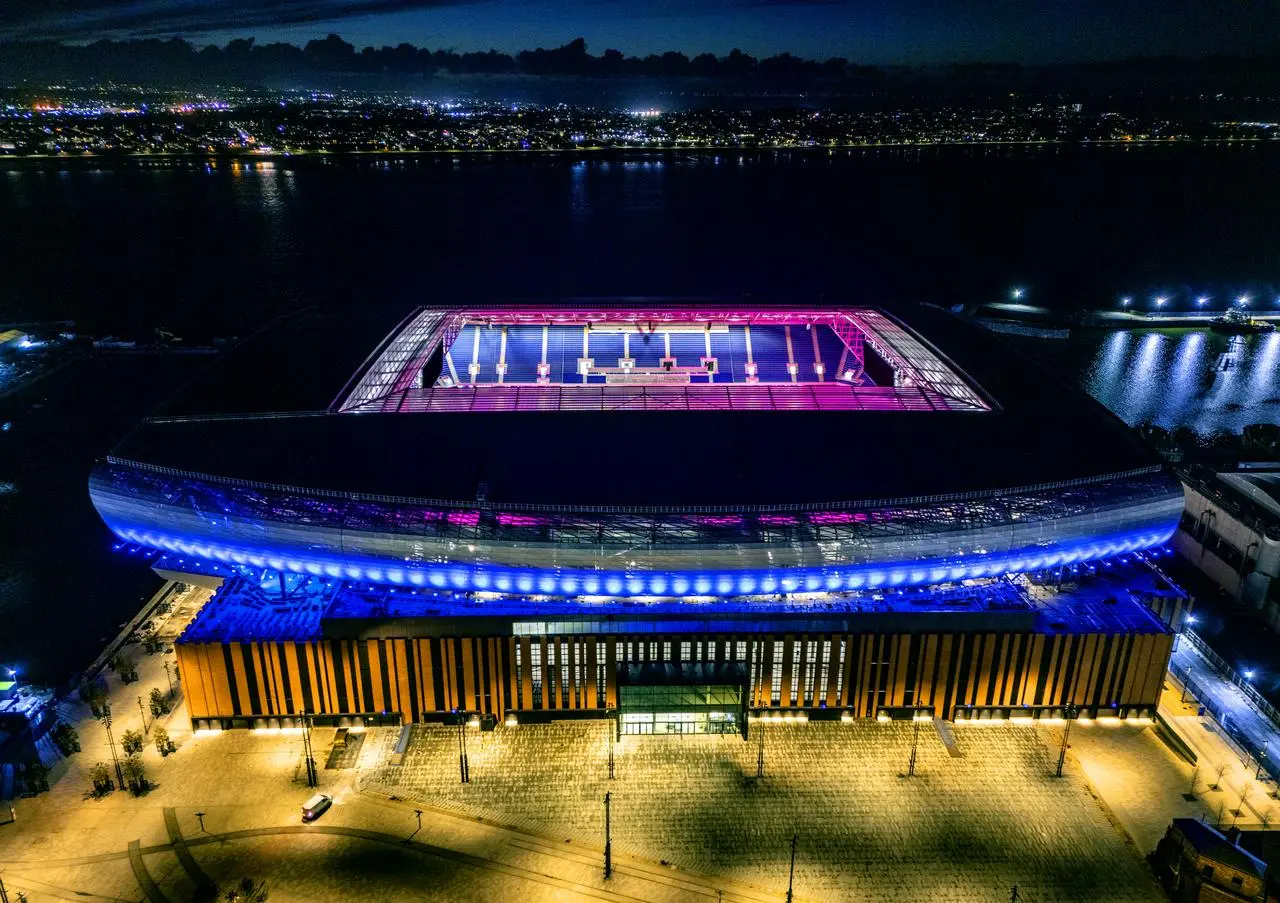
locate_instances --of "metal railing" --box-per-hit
[1183,629,1280,731]
[1168,662,1276,783]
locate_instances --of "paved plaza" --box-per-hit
[360,720,1165,902]
[0,581,1270,902]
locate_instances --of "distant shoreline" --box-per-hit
[0,136,1273,166]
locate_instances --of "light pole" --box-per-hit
[300,711,317,788]
[785,833,798,903]
[100,714,124,790]
[137,696,149,735]
[608,717,616,780]
[1056,703,1079,778]
[403,808,423,845]
[756,711,766,778]
[456,711,470,784]
[162,661,174,697]
[195,810,206,834]
[908,716,921,777]
[603,792,613,880]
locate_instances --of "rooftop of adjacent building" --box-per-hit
[172,551,1178,645]
[1182,465,1280,540]
[1170,818,1268,879]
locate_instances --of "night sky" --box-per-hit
[2,0,1278,65]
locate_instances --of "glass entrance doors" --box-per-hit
[619,710,740,735]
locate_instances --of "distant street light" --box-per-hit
[1011,287,1024,301]
[1120,296,1131,307]
[1237,295,1250,307]
[1197,296,1210,306]
[1155,296,1169,308]
[1245,670,1256,680]
[195,810,207,833]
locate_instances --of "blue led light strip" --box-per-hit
[110,520,1177,597]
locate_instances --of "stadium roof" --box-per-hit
[108,302,1159,509]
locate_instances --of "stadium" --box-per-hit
[90,303,1187,735]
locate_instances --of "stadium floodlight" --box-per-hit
[1154,296,1168,307]
[1245,670,1256,680]
[1196,296,1209,306]
[1236,295,1250,307]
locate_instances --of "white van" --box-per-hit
[301,793,332,822]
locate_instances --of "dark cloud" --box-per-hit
[0,0,483,41]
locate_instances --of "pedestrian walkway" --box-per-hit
[1170,630,1280,780]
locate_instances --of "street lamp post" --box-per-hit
[100,715,124,790]
[162,661,174,697]
[756,711,766,778]
[137,696,149,735]
[195,810,206,834]
[299,711,317,788]
[456,711,470,784]
[403,808,423,845]
[785,833,798,903]
[908,716,921,777]
[603,792,613,880]
[608,724,616,780]
[1056,703,1079,778]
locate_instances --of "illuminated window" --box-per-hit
[803,640,818,706]
[560,641,570,708]
[835,639,847,702]
[771,642,783,706]
[531,643,543,709]
[515,644,523,704]
[790,641,801,706]
[736,641,747,662]
[817,640,832,706]
[663,641,672,661]
[573,641,583,708]
[596,641,607,708]
[681,641,691,660]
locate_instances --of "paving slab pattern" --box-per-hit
[361,721,1165,902]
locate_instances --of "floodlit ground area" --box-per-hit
[361,720,1165,902]
[6,587,1268,903]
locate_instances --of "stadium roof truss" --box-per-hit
[336,307,993,414]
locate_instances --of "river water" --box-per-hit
[1,144,1277,684]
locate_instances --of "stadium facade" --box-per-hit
[90,304,1187,735]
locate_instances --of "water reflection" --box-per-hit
[1078,328,1280,432]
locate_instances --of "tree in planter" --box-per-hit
[78,677,110,718]
[89,761,114,795]
[121,728,144,756]
[139,628,164,655]
[122,755,148,794]
[154,725,177,756]
[224,877,269,902]
[150,687,170,717]
[51,722,82,756]
[20,760,50,793]
[116,655,140,684]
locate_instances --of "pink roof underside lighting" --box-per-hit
[365,384,970,412]
[339,307,991,414]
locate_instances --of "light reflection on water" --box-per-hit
[1076,329,1280,433]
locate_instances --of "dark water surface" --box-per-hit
[2,144,1278,684]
